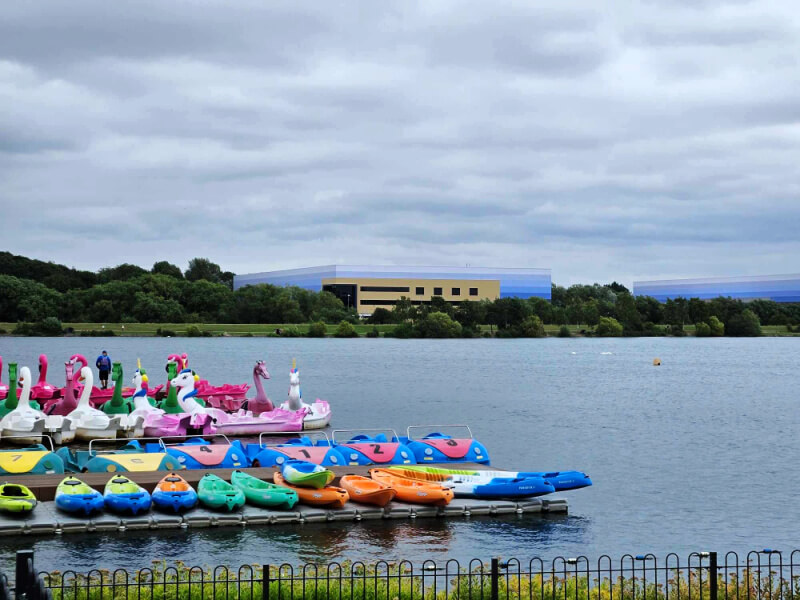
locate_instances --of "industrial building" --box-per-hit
[234,265,552,314]
[633,274,800,303]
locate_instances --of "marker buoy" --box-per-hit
[653,358,661,366]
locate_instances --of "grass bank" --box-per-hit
[0,322,795,338]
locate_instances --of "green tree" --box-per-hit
[695,322,711,337]
[185,258,224,283]
[98,263,148,282]
[415,311,462,338]
[726,309,762,336]
[392,296,415,323]
[132,292,185,323]
[708,315,725,336]
[334,320,359,338]
[595,316,623,337]
[454,300,488,328]
[558,324,571,337]
[182,279,233,322]
[367,307,395,324]
[309,291,349,324]
[151,261,184,279]
[0,275,62,321]
[614,292,642,333]
[516,315,545,337]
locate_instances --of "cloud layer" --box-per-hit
[2,0,799,285]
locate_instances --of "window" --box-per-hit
[359,286,410,292]
[433,287,442,295]
[452,287,461,296]
[415,287,425,295]
[469,287,479,296]
[360,299,399,306]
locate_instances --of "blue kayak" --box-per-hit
[151,473,198,513]
[55,476,104,515]
[103,476,152,515]
[515,471,592,491]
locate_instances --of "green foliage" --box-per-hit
[515,315,545,337]
[98,263,148,283]
[0,275,61,321]
[307,321,327,337]
[185,325,212,337]
[334,320,359,338]
[595,316,623,337]
[156,328,177,337]
[558,324,571,337]
[415,312,462,338]
[277,326,302,337]
[185,258,224,284]
[367,307,396,324]
[694,322,711,337]
[13,318,64,336]
[365,326,380,338]
[151,261,184,279]
[389,322,415,338]
[0,251,97,292]
[708,315,725,336]
[726,308,762,336]
[79,329,115,337]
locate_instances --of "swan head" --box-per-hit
[18,366,32,387]
[171,368,198,390]
[78,366,92,384]
[255,360,270,380]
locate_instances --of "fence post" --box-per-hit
[15,551,34,600]
[490,558,499,600]
[262,565,270,600]
[708,553,718,600]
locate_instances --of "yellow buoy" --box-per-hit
[653,358,661,366]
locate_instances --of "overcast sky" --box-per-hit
[2,1,799,286]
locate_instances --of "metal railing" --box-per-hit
[5,549,799,600]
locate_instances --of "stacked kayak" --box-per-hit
[387,466,555,498]
[197,473,245,511]
[340,475,395,507]
[152,473,198,512]
[231,470,298,509]
[273,472,348,508]
[369,469,453,506]
[396,466,592,492]
[55,476,104,515]
[104,476,152,514]
[280,460,334,488]
[0,483,37,513]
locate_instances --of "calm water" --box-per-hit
[0,337,797,570]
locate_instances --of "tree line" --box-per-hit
[1,252,798,337]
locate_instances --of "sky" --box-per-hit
[1,0,799,287]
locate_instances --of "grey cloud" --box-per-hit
[1,0,799,286]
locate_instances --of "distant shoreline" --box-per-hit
[1,322,797,338]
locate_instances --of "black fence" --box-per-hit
[4,549,800,600]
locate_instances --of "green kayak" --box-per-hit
[197,474,245,512]
[231,470,298,509]
[0,482,37,513]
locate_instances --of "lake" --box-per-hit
[0,336,797,571]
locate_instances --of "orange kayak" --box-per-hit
[369,469,454,506]
[273,472,349,509]
[340,475,396,507]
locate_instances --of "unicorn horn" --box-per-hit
[292,358,296,370]
[137,358,142,369]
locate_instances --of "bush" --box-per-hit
[515,315,545,338]
[79,329,116,337]
[708,315,725,336]
[787,323,795,333]
[185,325,212,337]
[156,328,177,337]
[460,325,478,338]
[595,316,623,337]
[726,309,762,337]
[365,326,380,338]
[307,321,327,337]
[278,326,303,338]
[389,322,415,339]
[558,325,571,338]
[695,322,711,337]
[13,319,65,336]
[670,324,686,337]
[334,320,359,338]
[415,312,462,338]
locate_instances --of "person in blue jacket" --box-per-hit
[96,350,112,389]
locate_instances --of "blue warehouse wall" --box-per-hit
[633,274,800,303]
